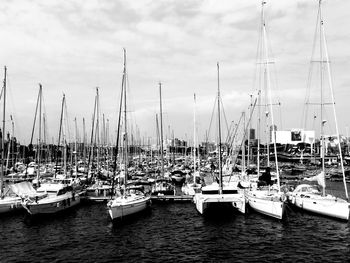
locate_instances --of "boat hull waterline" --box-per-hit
[247,190,285,220]
[22,192,82,215]
[108,195,151,220]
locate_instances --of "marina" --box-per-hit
[1,183,350,262]
[1,0,350,262]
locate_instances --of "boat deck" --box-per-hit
[150,195,193,202]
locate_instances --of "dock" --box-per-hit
[151,195,193,202]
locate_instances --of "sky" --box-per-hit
[0,0,349,145]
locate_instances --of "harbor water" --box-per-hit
[1,182,350,262]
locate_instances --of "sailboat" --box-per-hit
[193,63,245,215]
[289,0,349,221]
[107,49,151,220]
[85,89,113,202]
[21,91,81,215]
[182,93,201,196]
[151,83,175,196]
[246,1,286,220]
[0,66,22,214]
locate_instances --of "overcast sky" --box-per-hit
[0,0,349,145]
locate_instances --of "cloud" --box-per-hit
[0,0,349,144]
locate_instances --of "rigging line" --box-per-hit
[112,58,126,198]
[0,82,3,100]
[321,10,349,200]
[229,98,258,182]
[41,92,50,145]
[54,94,65,178]
[225,121,235,145]
[29,86,40,146]
[303,4,321,129]
[207,96,217,143]
[86,92,98,179]
[251,7,262,95]
[229,114,243,150]
[228,114,243,158]
[6,72,23,144]
[219,96,230,143]
[63,95,71,144]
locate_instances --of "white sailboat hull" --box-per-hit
[292,194,349,221]
[22,192,81,215]
[247,190,285,220]
[0,196,22,214]
[193,193,245,215]
[108,195,151,220]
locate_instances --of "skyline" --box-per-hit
[0,0,349,145]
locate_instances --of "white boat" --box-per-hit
[246,188,285,220]
[107,49,151,221]
[22,182,81,215]
[0,67,22,214]
[194,182,245,215]
[182,94,201,196]
[289,184,349,220]
[246,2,286,220]
[107,188,151,220]
[288,1,350,221]
[194,63,245,215]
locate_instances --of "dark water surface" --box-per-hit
[1,183,350,262]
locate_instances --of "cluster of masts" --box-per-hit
[1,0,349,222]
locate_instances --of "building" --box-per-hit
[273,129,315,145]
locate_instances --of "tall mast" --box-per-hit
[242,111,246,176]
[262,1,280,191]
[159,82,164,177]
[247,94,252,168]
[83,118,86,161]
[62,97,67,175]
[55,94,65,179]
[111,49,126,197]
[0,66,7,197]
[257,89,261,175]
[96,87,100,175]
[217,63,223,194]
[123,48,128,195]
[318,0,348,199]
[193,93,197,174]
[74,117,78,176]
[318,0,325,196]
[37,84,42,182]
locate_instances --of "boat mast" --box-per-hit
[242,111,246,176]
[37,84,42,183]
[86,93,97,179]
[0,66,7,197]
[159,82,164,177]
[319,0,348,199]
[318,0,326,197]
[262,1,280,191]
[83,118,86,161]
[193,93,197,175]
[54,94,65,179]
[257,89,261,176]
[217,62,223,194]
[111,49,126,198]
[123,48,128,196]
[96,87,100,176]
[74,117,78,176]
